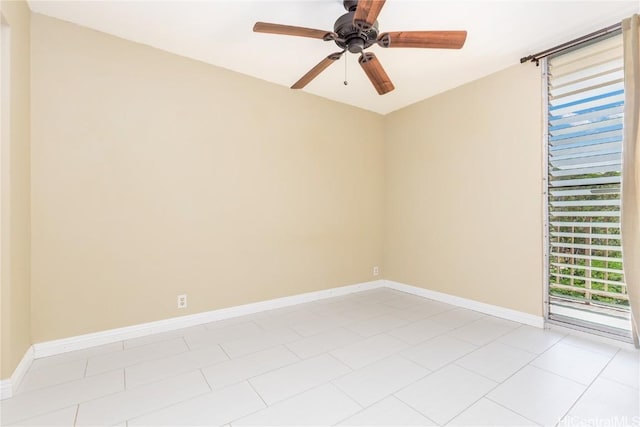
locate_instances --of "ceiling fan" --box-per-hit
[253,0,467,95]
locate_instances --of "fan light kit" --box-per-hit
[253,0,467,95]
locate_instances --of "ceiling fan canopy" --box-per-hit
[253,0,467,95]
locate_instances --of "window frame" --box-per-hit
[541,31,632,342]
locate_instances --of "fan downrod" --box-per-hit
[343,0,358,12]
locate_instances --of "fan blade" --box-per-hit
[358,52,394,95]
[253,22,333,40]
[353,0,386,31]
[378,31,467,49]
[291,52,344,89]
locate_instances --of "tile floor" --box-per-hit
[2,288,639,426]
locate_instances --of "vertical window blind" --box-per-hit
[546,33,630,334]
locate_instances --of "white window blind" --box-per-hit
[546,33,630,334]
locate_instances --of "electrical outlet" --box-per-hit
[177,294,187,309]
[373,266,379,276]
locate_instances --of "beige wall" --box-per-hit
[0,0,31,379]
[383,64,544,316]
[30,14,384,343]
[25,11,545,353]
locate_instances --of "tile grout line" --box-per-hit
[85,338,191,378]
[97,366,220,426]
[483,395,543,426]
[392,361,497,426]
[2,370,132,425]
[246,379,269,408]
[526,339,617,388]
[449,362,504,384]
[331,393,438,427]
[129,359,218,389]
[198,368,213,392]
[120,335,189,353]
[6,384,128,427]
[16,355,113,397]
[553,348,622,427]
[122,388,213,426]
[325,384,370,424]
[123,363,293,426]
[560,334,631,354]
[408,337,560,426]
[225,381,291,425]
[127,377,268,427]
[596,352,640,390]
[389,325,454,347]
[123,324,212,350]
[134,341,340,425]
[130,344,229,383]
[390,390,440,424]
[451,335,598,427]
[461,326,570,389]
[446,319,524,348]
[325,320,505,409]
[226,401,268,424]
[240,360,358,410]
[28,344,125,374]
[379,347,495,424]
[82,344,230,392]
[331,357,432,407]
[217,343,232,360]
[244,337,389,392]
[228,380,365,426]
[182,336,192,351]
[494,326,566,355]
[191,347,303,393]
[389,331,498,395]
[282,326,359,358]
[6,404,82,427]
[216,338,297,362]
[441,350,550,425]
[73,404,80,427]
[198,347,303,389]
[328,351,427,388]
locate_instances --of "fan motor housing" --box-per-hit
[333,11,378,53]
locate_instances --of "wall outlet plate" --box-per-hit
[177,294,187,309]
[373,266,379,276]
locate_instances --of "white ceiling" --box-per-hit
[28,0,639,115]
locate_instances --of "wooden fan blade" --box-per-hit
[353,0,386,31]
[358,52,394,95]
[291,52,344,89]
[253,22,332,40]
[378,31,467,49]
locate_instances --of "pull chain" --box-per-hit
[344,54,348,86]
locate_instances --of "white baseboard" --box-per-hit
[0,345,34,400]
[33,280,385,359]
[0,379,10,400]
[385,280,545,328]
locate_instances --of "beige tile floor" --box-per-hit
[1,288,638,426]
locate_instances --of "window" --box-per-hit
[545,32,631,339]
